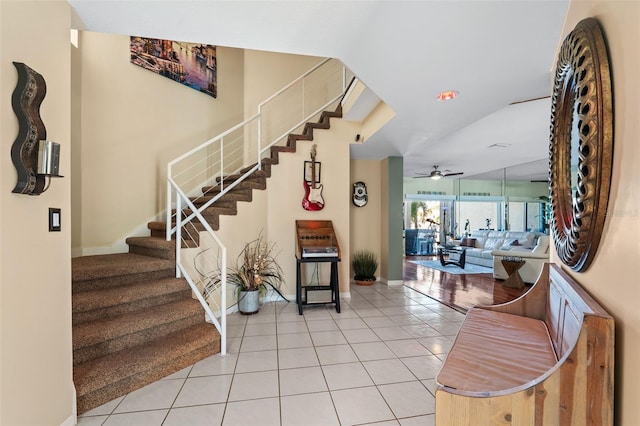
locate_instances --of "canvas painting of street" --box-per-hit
[130,37,217,98]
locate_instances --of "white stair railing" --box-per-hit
[166,58,351,355]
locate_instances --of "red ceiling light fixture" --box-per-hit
[436,90,459,101]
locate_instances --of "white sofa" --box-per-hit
[452,230,537,268]
[491,235,551,284]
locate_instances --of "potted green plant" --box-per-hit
[203,234,284,315]
[352,250,378,286]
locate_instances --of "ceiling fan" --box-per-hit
[414,165,464,180]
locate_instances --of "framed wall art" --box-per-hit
[130,36,217,98]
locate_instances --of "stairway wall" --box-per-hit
[72,32,246,256]
[0,2,74,425]
[267,118,356,296]
[180,189,269,310]
[72,33,328,257]
[182,117,357,308]
[350,159,382,279]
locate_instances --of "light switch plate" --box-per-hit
[49,208,61,232]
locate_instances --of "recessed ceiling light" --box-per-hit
[437,90,458,101]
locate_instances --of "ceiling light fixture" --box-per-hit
[437,90,458,101]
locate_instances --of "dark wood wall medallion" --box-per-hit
[549,18,613,272]
[11,62,48,195]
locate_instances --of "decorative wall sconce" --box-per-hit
[11,62,62,195]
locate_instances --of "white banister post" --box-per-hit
[175,195,182,278]
[302,77,306,121]
[166,165,172,241]
[220,246,227,356]
[220,136,224,192]
[257,107,262,170]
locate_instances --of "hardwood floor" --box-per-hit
[403,255,528,312]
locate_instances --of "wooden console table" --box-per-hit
[295,220,341,315]
[501,258,525,289]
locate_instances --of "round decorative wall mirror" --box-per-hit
[549,17,613,272]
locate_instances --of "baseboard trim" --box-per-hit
[79,242,129,257]
[73,213,163,257]
[60,383,77,426]
[60,413,76,426]
[60,385,76,426]
[204,288,350,320]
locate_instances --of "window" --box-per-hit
[457,200,501,235]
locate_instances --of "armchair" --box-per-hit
[492,236,550,284]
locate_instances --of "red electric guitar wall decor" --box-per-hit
[302,144,324,211]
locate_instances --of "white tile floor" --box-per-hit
[78,282,464,426]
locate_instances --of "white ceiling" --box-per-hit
[68,0,569,180]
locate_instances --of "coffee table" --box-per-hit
[501,258,526,289]
[437,246,467,268]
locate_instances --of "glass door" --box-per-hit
[404,199,444,255]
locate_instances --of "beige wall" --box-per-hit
[189,113,355,308]
[551,2,640,424]
[243,49,322,119]
[181,190,269,312]
[216,50,350,300]
[0,1,74,425]
[267,118,356,296]
[72,32,245,256]
[170,51,348,308]
[243,50,324,159]
[350,159,382,278]
[72,37,324,257]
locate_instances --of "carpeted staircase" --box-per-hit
[72,243,221,414]
[71,105,342,414]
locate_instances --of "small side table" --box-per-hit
[501,258,526,289]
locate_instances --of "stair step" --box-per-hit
[175,207,232,224]
[142,220,205,248]
[126,236,175,259]
[203,205,238,217]
[240,163,272,176]
[72,277,191,325]
[201,185,254,198]
[202,178,267,194]
[215,169,270,184]
[187,198,236,209]
[148,220,212,239]
[271,145,297,154]
[74,322,219,414]
[148,220,206,234]
[189,192,254,208]
[73,298,205,365]
[72,253,175,292]
[285,133,311,150]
